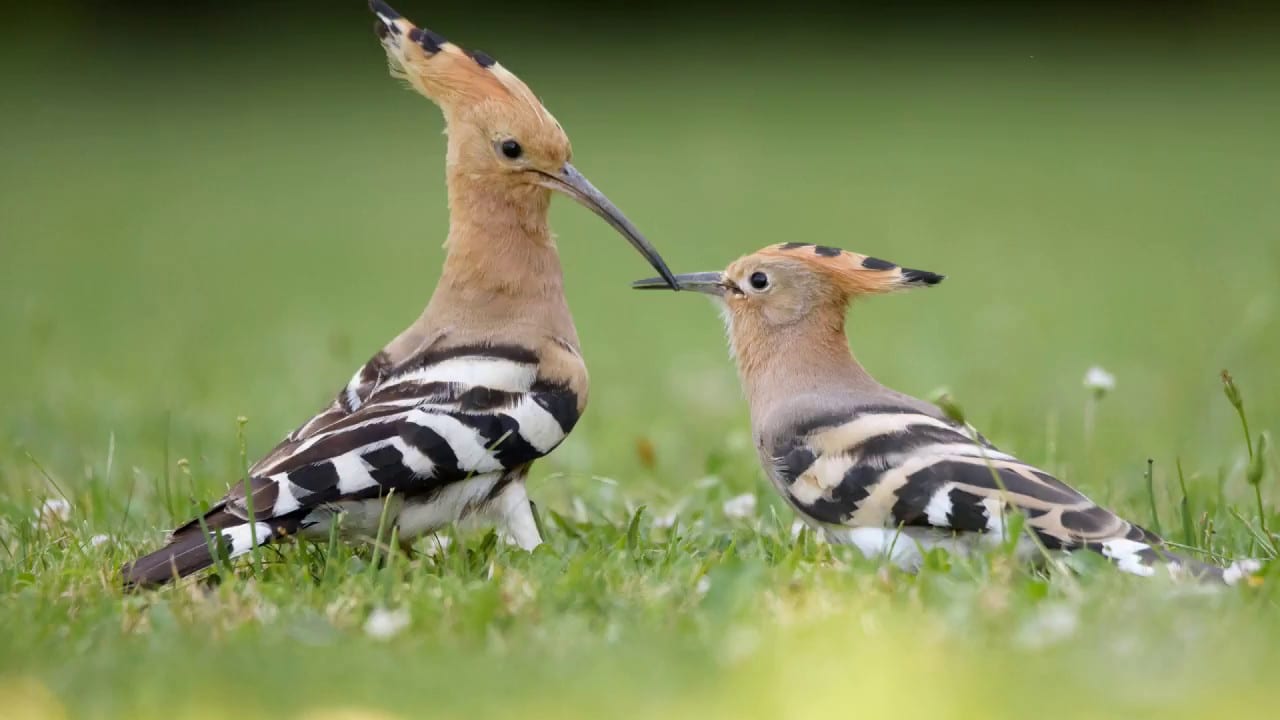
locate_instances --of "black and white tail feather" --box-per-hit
[769,404,1261,585]
[122,343,580,589]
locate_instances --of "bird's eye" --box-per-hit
[749,271,769,290]
[500,139,523,159]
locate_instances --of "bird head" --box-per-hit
[633,242,943,327]
[370,1,677,288]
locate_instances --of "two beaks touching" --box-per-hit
[369,1,943,306]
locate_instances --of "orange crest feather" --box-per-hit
[757,243,944,296]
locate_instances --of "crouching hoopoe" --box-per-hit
[121,1,678,588]
[635,243,1260,584]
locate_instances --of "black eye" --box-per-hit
[749,271,769,290]
[500,139,522,159]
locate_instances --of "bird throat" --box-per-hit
[731,308,873,417]
[420,174,575,341]
[444,168,562,281]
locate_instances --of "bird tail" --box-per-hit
[121,507,281,590]
[1086,533,1261,586]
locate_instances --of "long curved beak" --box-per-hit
[537,163,679,290]
[633,271,726,296]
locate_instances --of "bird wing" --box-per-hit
[769,405,1158,551]
[212,342,581,526]
[252,347,399,473]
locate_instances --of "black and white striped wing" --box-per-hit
[770,405,1161,563]
[223,344,580,525]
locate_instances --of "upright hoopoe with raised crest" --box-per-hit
[121,1,679,588]
[635,243,1260,584]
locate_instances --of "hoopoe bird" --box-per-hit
[121,1,679,588]
[635,243,1260,584]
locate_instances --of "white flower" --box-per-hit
[790,519,807,540]
[363,607,410,640]
[35,498,71,527]
[1083,366,1116,394]
[421,535,451,557]
[695,575,712,596]
[722,493,757,519]
[89,534,111,547]
[1223,558,1263,586]
[652,509,679,529]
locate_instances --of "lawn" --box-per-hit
[2,11,1279,719]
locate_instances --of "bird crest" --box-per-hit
[757,242,944,297]
[371,1,569,163]
[368,1,676,287]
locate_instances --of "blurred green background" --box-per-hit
[3,1,1277,491]
[1,2,1279,718]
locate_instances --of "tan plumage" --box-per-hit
[635,242,1259,584]
[120,1,677,588]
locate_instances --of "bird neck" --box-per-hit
[442,176,562,294]
[413,174,579,347]
[731,304,877,421]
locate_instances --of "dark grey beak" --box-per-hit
[539,163,679,290]
[632,271,726,295]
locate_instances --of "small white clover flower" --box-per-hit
[1083,366,1116,395]
[695,575,712,596]
[1223,558,1264,586]
[790,519,807,540]
[35,498,71,528]
[722,493,757,519]
[89,534,111,548]
[420,535,451,557]
[652,509,680,529]
[363,607,411,640]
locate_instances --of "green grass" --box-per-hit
[2,22,1280,720]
